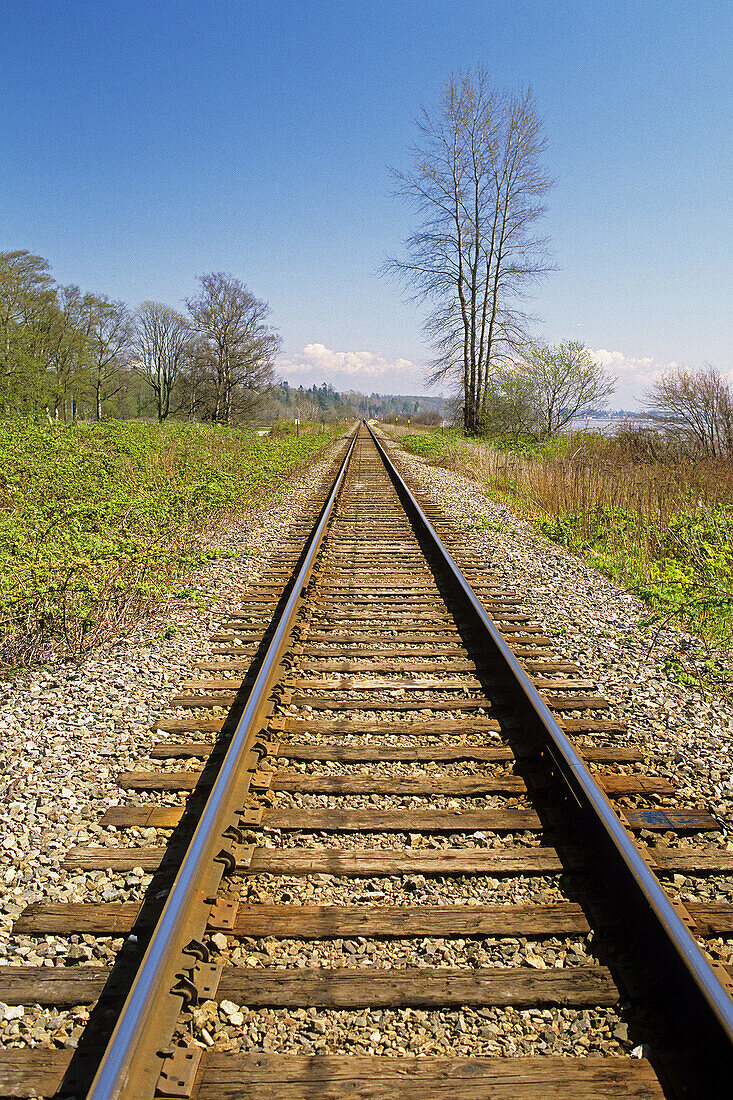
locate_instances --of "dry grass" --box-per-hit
[454,435,733,527]
[399,427,733,673]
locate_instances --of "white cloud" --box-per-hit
[277,342,434,393]
[284,343,417,379]
[588,348,684,408]
[278,342,693,407]
[592,348,655,372]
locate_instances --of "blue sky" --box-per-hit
[2,0,731,407]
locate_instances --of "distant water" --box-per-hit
[567,416,661,435]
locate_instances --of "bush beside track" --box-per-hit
[0,418,340,664]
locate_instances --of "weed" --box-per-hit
[0,418,339,663]
[400,426,733,650]
[539,504,733,645]
[467,516,509,534]
[402,430,463,463]
[663,650,733,695]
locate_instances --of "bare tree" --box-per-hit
[46,286,99,421]
[82,297,132,421]
[131,302,191,422]
[485,342,615,438]
[186,272,281,424]
[386,69,553,433]
[178,338,216,421]
[646,365,733,457]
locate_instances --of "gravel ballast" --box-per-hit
[2,424,730,1070]
[0,438,348,1049]
[377,429,733,841]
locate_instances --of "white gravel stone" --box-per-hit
[0,436,349,1047]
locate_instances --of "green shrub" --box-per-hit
[539,503,733,644]
[0,418,338,661]
[402,430,463,460]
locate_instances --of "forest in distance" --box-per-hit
[0,249,450,427]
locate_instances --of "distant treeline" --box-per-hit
[267,382,448,423]
[0,248,448,426]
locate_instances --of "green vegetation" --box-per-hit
[538,505,733,646]
[398,426,733,661]
[0,418,338,663]
[402,430,463,461]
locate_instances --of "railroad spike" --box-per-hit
[170,973,199,1008]
[213,847,237,875]
[181,938,209,963]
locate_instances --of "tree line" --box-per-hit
[0,252,280,424]
[0,250,454,429]
[262,384,447,424]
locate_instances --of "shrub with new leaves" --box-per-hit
[0,419,338,662]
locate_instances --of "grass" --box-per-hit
[394,425,733,670]
[401,429,464,462]
[0,418,341,664]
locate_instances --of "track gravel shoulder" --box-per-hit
[0,438,347,1001]
[379,431,733,851]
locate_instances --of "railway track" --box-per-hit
[2,423,733,1098]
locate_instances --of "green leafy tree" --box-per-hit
[0,250,57,410]
[484,342,615,438]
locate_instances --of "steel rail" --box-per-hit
[368,425,733,1055]
[87,427,359,1100]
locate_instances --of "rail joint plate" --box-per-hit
[155,1044,202,1098]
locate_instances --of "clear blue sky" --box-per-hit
[2,0,731,406]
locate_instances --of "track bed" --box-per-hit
[2,426,732,1098]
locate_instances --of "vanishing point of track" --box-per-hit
[2,424,733,1098]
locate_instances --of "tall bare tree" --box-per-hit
[46,286,98,421]
[646,365,733,457]
[82,297,132,421]
[131,302,191,422]
[386,69,553,433]
[186,272,281,424]
[178,338,216,421]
